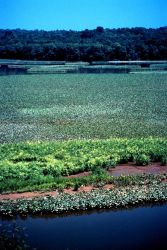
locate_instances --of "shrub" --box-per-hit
[161,156,167,166]
[134,154,151,166]
[73,182,80,191]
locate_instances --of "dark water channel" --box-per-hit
[1,203,167,250]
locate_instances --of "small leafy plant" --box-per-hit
[134,154,151,166]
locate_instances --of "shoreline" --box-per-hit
[0,162,167,199]
[0,138,167,216]
[1,182,167,216]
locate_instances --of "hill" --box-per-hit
[0,26,167,61]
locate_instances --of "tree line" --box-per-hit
[0,26,166,61]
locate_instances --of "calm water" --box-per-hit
[1,203,167,250]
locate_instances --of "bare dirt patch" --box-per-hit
[78,185,95,192]
[102,184,114,190]
[63,185,95,194]
[109,162,167,176]
[65,171,91,179]
[0,191,58,200]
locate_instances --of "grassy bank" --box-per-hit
[0,138,167,193]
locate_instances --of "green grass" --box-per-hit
[0,73,167,143]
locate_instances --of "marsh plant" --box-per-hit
[0,138,167,193]
[0,73,167,143]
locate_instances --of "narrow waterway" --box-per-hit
[1,203,167,250]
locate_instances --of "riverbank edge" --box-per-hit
[1,182,167,216]
[1,137,167,194]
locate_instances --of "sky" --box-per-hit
[0,0,167,31]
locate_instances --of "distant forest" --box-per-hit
[0,27,167,61]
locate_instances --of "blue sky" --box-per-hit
[0,0,166,30]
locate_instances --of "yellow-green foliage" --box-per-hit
[0,138,167,192]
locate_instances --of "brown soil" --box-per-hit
[0,191,58,200]
[102,184,114,190]
[78,185,94,192]
[63,185,95,194]
[65,171,91,179]
[109,162,167,176]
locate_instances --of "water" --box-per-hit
[1,203,167,250]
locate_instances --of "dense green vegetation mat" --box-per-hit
[0,73,167,142]
[0,138,167,193]
[1,183,167,216]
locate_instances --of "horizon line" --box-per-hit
[0,26,167,32]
